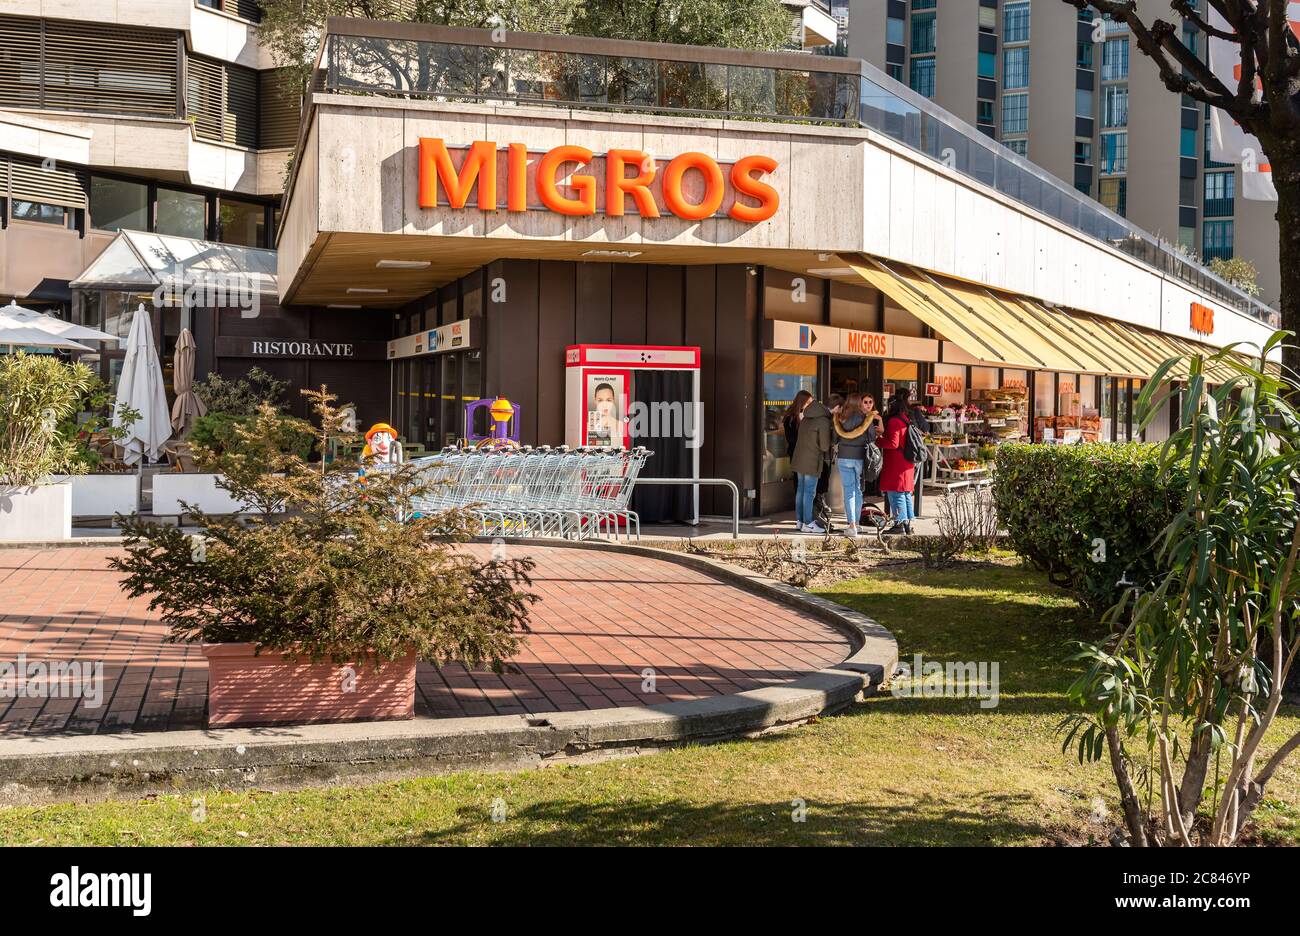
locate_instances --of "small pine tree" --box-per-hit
[112,386,535,671]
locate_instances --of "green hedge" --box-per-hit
[992,443,1187,615]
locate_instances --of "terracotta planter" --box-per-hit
[202,643,417,728]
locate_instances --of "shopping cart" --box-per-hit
[407,446,651,541]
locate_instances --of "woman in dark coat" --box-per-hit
[790,398,832,533]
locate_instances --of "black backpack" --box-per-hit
[862,441,883,482]
[900,415,928,466]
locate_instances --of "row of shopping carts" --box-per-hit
[407,445,652,541]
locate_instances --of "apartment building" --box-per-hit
[846,0,1280,308]
[0,1,295,312]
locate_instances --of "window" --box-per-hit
[1102,84,1128,127]
[1075,88,1093,117]
[979,50,996,79]
[1003,1,1030,43]
[1004,138,1028,156]
[1004,47,1029,89]
[977,99,995,125]
[1077,41,1094,69]
[10,200,71,226]
[911,0,936,8]
[887,62,903,81]
[1180,127,1198,158]
[90,176,148,232]
[1203,220,1234,260]
[1002,93,1028,134]
[910,57,936,97]
[1100,131,1127,174]
[156,188,207,239]
[1100,178,1127,216]
[979,6,997,31]
[911,11,936,54]
[1075,141,1092,165]
[1102,38,1129,80]
[1204,171,1235,217]
[887,17,905,45]
[218,197,265,247]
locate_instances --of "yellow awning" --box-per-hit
[843,253,1247,383]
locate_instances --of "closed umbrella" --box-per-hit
[113,304,171,467]
[0,299,120,345]
[170,327,206,435]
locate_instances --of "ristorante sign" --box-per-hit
[417,138,780,222]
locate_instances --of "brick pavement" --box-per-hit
[0,544,851,735]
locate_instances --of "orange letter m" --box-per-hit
[418,139,497,210]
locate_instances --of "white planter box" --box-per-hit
[152,473,263,516]
[50,474,140,518]
[0,483,72,541]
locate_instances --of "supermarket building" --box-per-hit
[271,19,1277,518]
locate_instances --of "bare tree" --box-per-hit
[1065,1,1300,376]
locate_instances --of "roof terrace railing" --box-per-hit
[314,19,1279,328]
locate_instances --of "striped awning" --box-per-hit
[844,254,1242,383]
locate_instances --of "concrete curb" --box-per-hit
[0,539,897,804]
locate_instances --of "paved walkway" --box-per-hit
[0,545,851,736]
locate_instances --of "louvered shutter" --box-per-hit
[258,68,300,149]
[187,54,259,147]
[42,19,179,116]
[4,152,89,209]
[226,63,258,147]
[0,16,42,109]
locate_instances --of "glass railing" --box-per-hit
[325,34,859,124]
[316,23,1278,327]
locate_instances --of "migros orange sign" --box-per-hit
[1191,301,1215,336]
[417,138,779,223]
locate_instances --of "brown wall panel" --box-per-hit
[683,264,718,514]
[712,264,758,517]
[483,260,505,395]
[575,263,612,343]
[493,259,540,444]
[610,264,647,345]
[536,261,576,446]
[645,265,684,346]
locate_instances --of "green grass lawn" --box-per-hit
[3,559,1298,846]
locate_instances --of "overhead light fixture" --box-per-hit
[346,287,389,295]
[375,259,431,270]
[581,249,643,258]
[327,303,363,309]
[807,267,856,276]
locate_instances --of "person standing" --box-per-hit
[790,396,832,534]
[833,393,876,537]
[876,387,918,535]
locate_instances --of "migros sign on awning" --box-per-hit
[417,139,780,222]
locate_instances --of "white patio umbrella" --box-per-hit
[0,319,93,353]
[113,304,171,468]
[0,299,121,345]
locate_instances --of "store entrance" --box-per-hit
[829,357,883,410]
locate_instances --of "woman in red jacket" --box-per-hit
[875,387,917,535]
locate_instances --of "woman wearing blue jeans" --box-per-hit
[789,395,832,534]
[832,393,880,537]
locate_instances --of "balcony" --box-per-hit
[308,18,1278,327]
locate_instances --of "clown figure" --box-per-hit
[362,422,403,465]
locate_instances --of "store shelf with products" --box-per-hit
[969,387,1028,444]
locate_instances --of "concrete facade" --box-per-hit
[846,0,1282,310]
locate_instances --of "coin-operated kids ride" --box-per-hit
[465,396,521,449]
[362,422,404,464]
